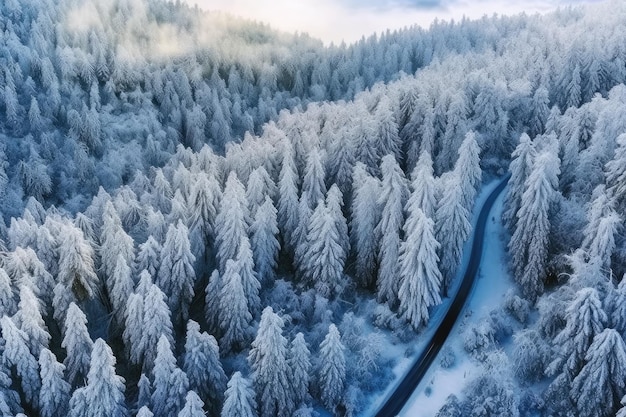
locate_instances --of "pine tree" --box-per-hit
[398,207,442,329]
[123,292,144,365]
[100,201,134,280]
[188,171,220,261]
[215,172,249,272]
[606,133,626,208]
[137,406,154,417]
[0,315,41,408]
[234,235,261,317]
[301,147,327,209]
[318,324,346,411]
[546,287,606,398]
[139,277,174,372]
[586,211,621,270]
[136,236,162,278]
[303,200,347,298]
[13,285,50,356]
[56,224,98,307]
[0,268,15,317]
[38,348,70,417]
[0,363,21,416]
[221,372,257,417]
[177,391,205,417]
[611,276,626,336]
[68,339,127,417]
[435,175,471,296]
[219,260,252,353]
[350,163,381,288]
[288,333,311,406]
[108,254,134,325]
[503,133,536,233]
[248,307,294,417]
[157,220,196,323]
[409,151,437,218]
[509,151,560,301]
[151,335,189,417]
[293,191,312,277]
[277,141,300,252]
[204,269,222,334]
[571,329,626,417]
[454,131,482,211]
[376,155,408,306]
[251,196,280,285]
[326,184,349,255]
[246,166,276,218]
[62,303,93,388]
[183,320,226,414]
[136,374,152,411]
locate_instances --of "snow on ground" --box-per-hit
[362,178,512,416]
[400,180,515,417]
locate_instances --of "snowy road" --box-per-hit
[373,176,510,417]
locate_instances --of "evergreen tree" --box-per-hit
[188,171,220,261]
[137,406,154,417]
[318,324,346,411]
[606,133,626,208]
[571,329,626,417]
[375,155,408,306]
[398,207,442,329]
[62,303,93,388]
[503,133,536,233]
[0,363,21,416]
[611,276,626,336]
[177,391,205,417]
[234,235,261,317]
[100,201,134,280]
[435,176,471,296]
[246,166,276,218]
[136,374,152,411]
[350,163,381,288]
[221,372,257,417]
[13,285,50,356]
[248,307,294,417]
[293,191,312,277]
[250,196,280,285]
[326,184,349,255]
[151,335,189,417]
[183,320,227,413]
[303,200,347,298]
[454,131,482,211]
[509,151,560,301]
[108,254,134,325]
[219,260,252,353]
[409,151,437,218]
[204,269,222,334]
[0,315,41,408]
[277,141,300,252]
[136,236,162,278]
[38,348,70,417]
[586,211,621,270]
[288,332,311,406]
[301,147,326,209]
[140,277,174,372]
[157,220,196,323]
[215,172,249,272]
[68,339,127,417]
[0,268,15,317]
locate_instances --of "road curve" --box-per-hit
[374,176,510,417]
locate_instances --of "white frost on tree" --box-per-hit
[250,196,280,285]
[151,335,189,417]
[503,133,536,232]
[318,324,346,411]
[221,372,257,417]
[62,303,93,388]
[38,348,70,417]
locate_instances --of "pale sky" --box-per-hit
[183,0,602,44]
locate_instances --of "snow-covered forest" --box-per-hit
[1,0,626,415]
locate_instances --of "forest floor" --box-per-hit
[400,182,516,416]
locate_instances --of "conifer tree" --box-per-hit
[510,151,560,301]
[140,278,174,371]
[219,260,252,353]
[188,171,220,260]
[248,307,294,417]
[251,196,280,285]
[13,285,50,356]
[183,320,227,413]
[301,147,326,209]
[38,348,70,417]
[571,329,626,417]
[221,372,257,417]
[68,339,127,417]
[289,332,311,406]
[136,236,162,278]
[246,166,276,218]
[234,235,261,317]
[100,201,134,280]
[398,207,442,329]
[606,133,626,208]
[108,254,134,325]
[0,315,41,408]
[136,374,152,411]
[503,133,536,232]
[611,276,626,336]
[376,155,408,306]
[62,303,93,388]
[0,268,15,317]
[277,141,300,252]
[318,324,346,411]
[204,269,222,334]
[157,220,196,323]
[409,151,437,218]
[178,391,205,417]
[454,131,482,211]
[151,336,189,417]
[215,172,249,272]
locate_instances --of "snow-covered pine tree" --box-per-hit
[250,196,280,285]
[606,133,626,208]
[215,172,249,272]
[611,276,626,336]
[221,372,257,417]
[246,166,276,219]
[0,268,15,317]
[0,315,41,408]
[68,338,127,417]
[398,207,442,329]
[136,374,152,411]
[248,307,294,417]
[301,147,327,209]
[318,324,346,411]
[277,140,300,253]
[326,184,349,256]
[509,151,560,301]
[108,254,134,326]
[571,329,626,417]
[204,269,222,334]
[503,133,536,232]
[13,285,50,356]
[288,332,311,406]
[234,235,261,317]
[409,151,437,218]
[38,348,70,417]
[139,277,174,372]
[293,191,312,278]
[350,163,381,288]
[151,335,189,417]
[219,259,252,353]
[303,199,347,298]
[435,175,471,296]
[135,236,162,278]
[183,320,226,414]
[375,155,408,306]
[62,303,93,388]
[454,131,482,211]
[177,391,205,417]
[188,171,221,261]
[100,201,134,280]
[157,220,196,323]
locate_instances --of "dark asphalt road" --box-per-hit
[374,176,510,417]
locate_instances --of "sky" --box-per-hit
[183,0,602,44]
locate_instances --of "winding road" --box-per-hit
[374,176,510,417]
